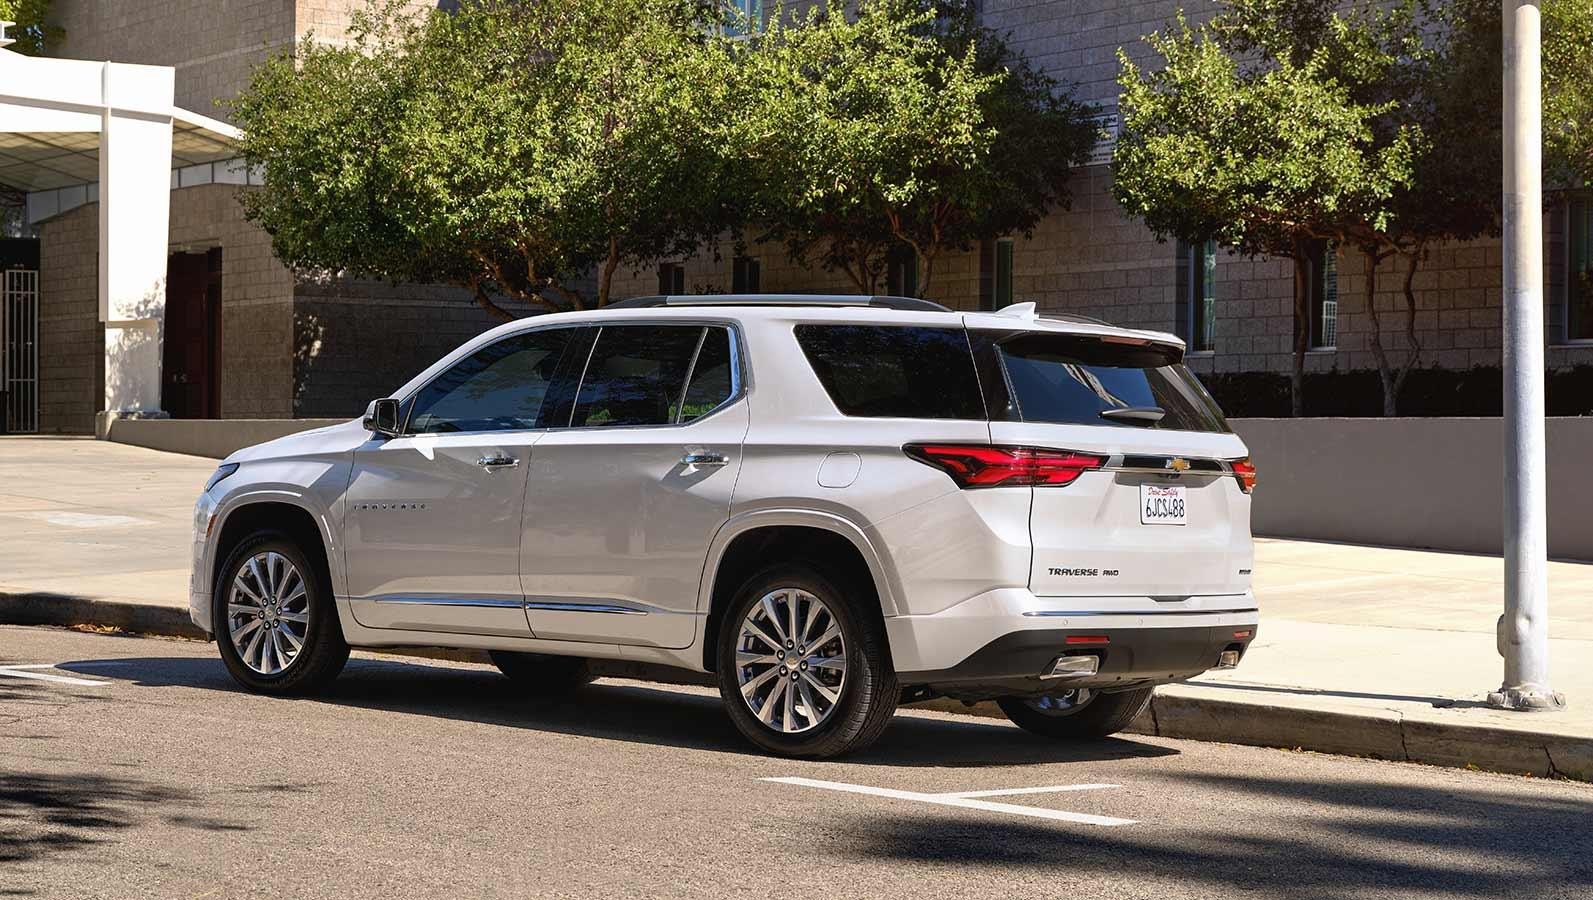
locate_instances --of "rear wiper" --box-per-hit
[1100,406,1165,424]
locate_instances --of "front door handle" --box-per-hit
[681,450,729,468]
[477,454,519,469]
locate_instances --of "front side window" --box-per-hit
[571,325,709,428]
[406,328,575,434]
[992,331,1231,434]
[794,324,985,419]
[1570,199,1593,341]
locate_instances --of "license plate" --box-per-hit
[1140,484,1186,525]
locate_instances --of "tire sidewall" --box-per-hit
[716,564,885,757]
[213,532,337,692]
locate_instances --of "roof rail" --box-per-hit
[603,294,952,312]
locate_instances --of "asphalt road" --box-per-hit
[2,625,1590,900]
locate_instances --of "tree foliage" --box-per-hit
[1114,5,1419,415]
[0,0,60,56]
[744,0,1097,296]
[233,0,741,317]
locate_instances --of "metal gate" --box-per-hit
[2,268,39,434]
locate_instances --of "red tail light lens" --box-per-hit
[1231,457,1257,494]
[903,444,1107,488]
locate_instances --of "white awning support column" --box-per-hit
[97,62,175,427]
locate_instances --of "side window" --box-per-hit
[571,325,705,428]
[794,324,985,419]
[405,328,574,434]
[680,327,736,422]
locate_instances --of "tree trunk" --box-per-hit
[595,236,619,308]
[469,280,516,323]
[917,248,936,299]
[1290,249,1309,418]
[1393,251,1423,404]
[1362,248,1398,416]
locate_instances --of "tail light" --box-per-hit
[903,444,1107,488]
[1231,457,1257,493]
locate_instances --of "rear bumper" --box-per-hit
[887,589,1257,698]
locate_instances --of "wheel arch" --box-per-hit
[698,510,899,672]
[210,493,341,612]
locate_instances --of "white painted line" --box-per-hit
[18,511,151,529]
[761,776,1136,827]
[0,664,112,686]
[934,783,1120,799]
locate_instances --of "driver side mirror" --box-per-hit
[363,398,402,437]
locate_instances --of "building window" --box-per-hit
[1308,241,1338,350]
[1176,239,1217,352]
[724,0,762,37]
[732,256,761,293]
[1570,199,1593,341]
[886,246,917,298]
[979,239,1014,311]
[658,262,685,295]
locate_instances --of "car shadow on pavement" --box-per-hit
[55,654,1177,769]
[832,771,1593,898]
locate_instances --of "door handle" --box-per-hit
[477,454,519,469]
[681,449,729,468]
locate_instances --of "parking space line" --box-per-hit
[934,783,1119,799]
[0,664,111,686]
[761,776,1136,827]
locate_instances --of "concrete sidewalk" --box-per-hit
[3,435,1590,778]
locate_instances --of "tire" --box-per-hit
[213,530,348,695]
[996,687,1154,739]
[488,650,593,696]
[715,563,898,759]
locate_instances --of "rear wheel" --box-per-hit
[716,564,897,759]
[996,687,1154,739]
[488,651,593,697]
[214,531,348,695]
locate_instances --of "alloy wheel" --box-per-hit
[226,550,310,676]
[734,588,847,734]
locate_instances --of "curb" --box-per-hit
[4,594,1585,781]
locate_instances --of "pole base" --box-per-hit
[1486,685,1567,711]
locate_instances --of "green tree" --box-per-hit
[0,0,60,56]
[232,0,742,319]
[744,0,1097,298]
[1115,8,1417,416]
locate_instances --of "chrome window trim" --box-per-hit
[397,322,585,438]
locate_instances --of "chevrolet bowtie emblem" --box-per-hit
[1168,457,1191,472]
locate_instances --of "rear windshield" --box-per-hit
[794,324,985,420]
[993,332,1231,433]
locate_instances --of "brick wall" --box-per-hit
[49,0,298,121]
[35,204,100,433]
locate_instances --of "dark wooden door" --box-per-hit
[162,249,222,419]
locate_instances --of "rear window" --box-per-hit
[794,325,985,420]
[993,332,1230,433]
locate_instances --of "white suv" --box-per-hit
[191,295,1257,758]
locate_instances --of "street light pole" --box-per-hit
[1491,0,1564,711]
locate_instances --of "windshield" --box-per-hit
[993,332,1231,433]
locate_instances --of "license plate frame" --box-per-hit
[1140,483,1187,526]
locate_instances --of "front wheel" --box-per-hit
[996,687,1154,739]
[716,564,897,759]
[213,531,348,695]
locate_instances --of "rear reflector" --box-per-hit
[1231,457,1257,493]
[1064,634,1110,646]
[903,444,1107,488]
[1233,629,1253,640]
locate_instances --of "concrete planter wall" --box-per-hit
[1231,417,1593,561]
[105,417,346,460]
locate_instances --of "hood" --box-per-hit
[223,417,372,465]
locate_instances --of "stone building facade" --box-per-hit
[21,0,1593,432]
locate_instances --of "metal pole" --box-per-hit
[1490,0,1564,711]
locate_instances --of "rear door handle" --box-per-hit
[477,454,519,469]
[681,450,728,468]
